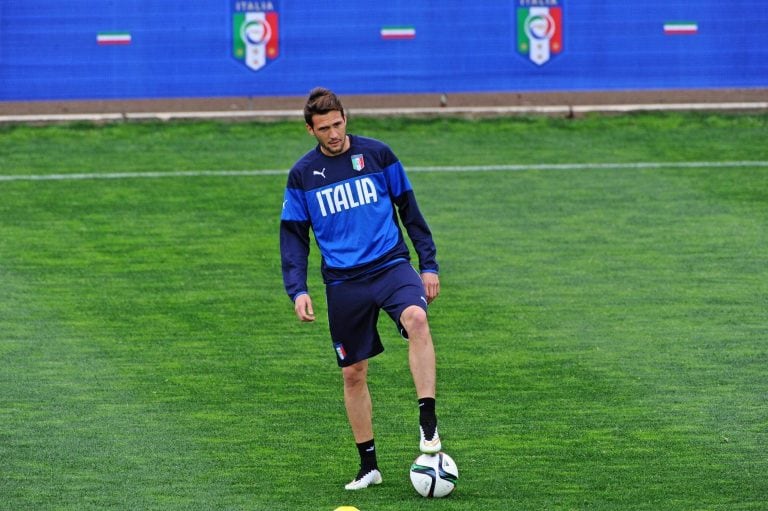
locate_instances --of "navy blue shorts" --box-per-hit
[325,261,428,367]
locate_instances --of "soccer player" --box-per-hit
[280,87,443,490]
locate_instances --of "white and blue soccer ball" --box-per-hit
[409,452,459,498]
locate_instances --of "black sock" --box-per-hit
[356,439,378,472]
[418,397,437,437]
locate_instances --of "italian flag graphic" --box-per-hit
[517,6,562,65]
[663,22,698,35]
[96,32,131,45]
[380,26,416,40]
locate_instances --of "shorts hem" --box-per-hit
[337,348,384,368]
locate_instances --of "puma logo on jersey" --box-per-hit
[315,177,378,217]
[313,168,326,179]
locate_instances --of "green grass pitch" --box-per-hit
[1,112,767,510]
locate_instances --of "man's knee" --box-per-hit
[401,305,429,337]
[342,360,368,388]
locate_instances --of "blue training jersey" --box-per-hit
[280,135,438,300]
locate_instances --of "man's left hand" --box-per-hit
[421,272,440,304]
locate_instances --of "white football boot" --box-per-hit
[344,469,382,490]
[419,425,442,454]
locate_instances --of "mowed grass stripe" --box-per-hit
[0,175,342,509]
[422,165,767,509]
[0,269,227,508]
[1,160,768,181]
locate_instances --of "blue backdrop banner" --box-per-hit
[1,1,766,101]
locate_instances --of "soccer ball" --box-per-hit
[409,452,459,498]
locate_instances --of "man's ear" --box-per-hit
[305,123,314,135]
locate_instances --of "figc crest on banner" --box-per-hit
[516,0,563,66]
[232,1,279,72]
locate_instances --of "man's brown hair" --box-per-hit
[304,87,345,127]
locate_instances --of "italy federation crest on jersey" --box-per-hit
[232,1,280,72]
[516,0,563,66]
[351,154,365,171]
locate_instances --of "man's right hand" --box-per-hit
[294,293,316,322]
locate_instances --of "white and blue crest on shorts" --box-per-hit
[351,154,365,171]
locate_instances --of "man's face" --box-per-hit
[307,110,348,156]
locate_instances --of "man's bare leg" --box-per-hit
[341,360,382,490]
[401,305,441,453]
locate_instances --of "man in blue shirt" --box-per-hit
[280,87,443,490]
